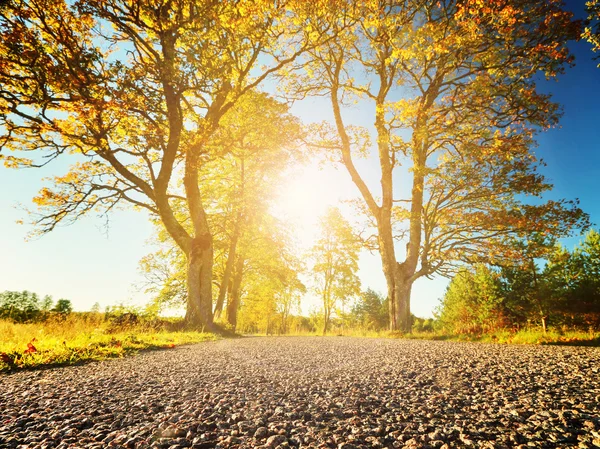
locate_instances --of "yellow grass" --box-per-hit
[0,315,216,372]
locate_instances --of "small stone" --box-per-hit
[161,427,186,439]
[255,427,269,439]
[266,435,287,447]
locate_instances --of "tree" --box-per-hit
[229,213,306,333]
[0,0,341,329]
[311,207,361,335]
[41,295,54,312]
[584,0,600,65]
[0,290,40,322]
[205,92,303,321]
[494,233,565,333]
[292,0,588,331]
[52,299,73,315]
[437,265,504,335]
[231,220,305,335]
[139,92,303,323]
[351,288,388,331]
[543,230,600,326]
[276,268,307,334]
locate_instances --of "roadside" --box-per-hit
[0,315,216,372]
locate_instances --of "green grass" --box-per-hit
[0,315,217,372]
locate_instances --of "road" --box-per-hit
[1,337,599,448]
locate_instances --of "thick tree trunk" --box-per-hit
[225,256,244,330]
[394,269,413,333]
[381,254,397,331]
[382,263,413,333]
[185,236,214,329]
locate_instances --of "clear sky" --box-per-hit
[0,1,598,318]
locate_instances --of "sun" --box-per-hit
[272,162,353,244]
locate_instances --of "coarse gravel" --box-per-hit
[1,337,599,449]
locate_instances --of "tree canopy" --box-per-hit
[0,0,592,333]
[0,0,341,328]
[289,0,588,331]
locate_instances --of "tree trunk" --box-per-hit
[225,256,244,331]
[322,314,330,336]
[185,236,214,329]
[541,315,548,334]
[382,257,397,331]
[394,270,413,333]
[213,215,241,320]
[529,256,547,334]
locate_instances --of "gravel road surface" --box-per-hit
[1,337,599,449]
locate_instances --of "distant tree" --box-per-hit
[311,207,361,335]
[90,302,101,314]
[544,230,600,326]
[0,290,40,322]
[52,299,73,315]
[232,219,305,334]
[571,229,600,307]
[439,230,600,334]
[500,263,554,333]
[584,0,600,65]
[277,271,307,335]
[411,315,435,333]
[40,295,54,312]
[351,289,388,331]
[437,266,505,335]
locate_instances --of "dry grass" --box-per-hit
[0,315,216,372]
[263,326,600,346]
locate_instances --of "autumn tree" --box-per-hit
[140,92,303,324]
[0,0,340,329]
[291,0,588,331]
[584,0,600,65]
[274,263,306,334]
[52,299,73,315]
[207,92,303,321]
[231,218,306,334]
[311,207,361,336]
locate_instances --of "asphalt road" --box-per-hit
[1,337,599,448]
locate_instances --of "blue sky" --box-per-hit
[0,2,598,317]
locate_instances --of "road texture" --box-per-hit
[1,337,599,449]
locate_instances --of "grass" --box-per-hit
[0,315,217,372]
[264,326,600,346]
[5,316,595,373]
[386,328,600,346]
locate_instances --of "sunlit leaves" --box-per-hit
[584,0,600,65]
